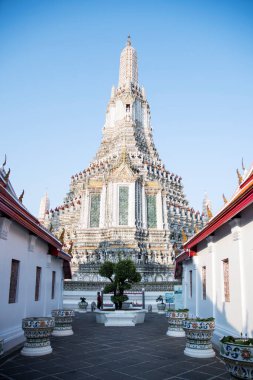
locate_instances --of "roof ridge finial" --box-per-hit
[2,154,7,168]
[19,189,25,203]
[242,157,245,172]
[127,34,131,46]
[222,193,228,204]
[237,168,243,185]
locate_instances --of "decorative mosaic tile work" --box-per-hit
[147,195,157,228]
[89,193,100,228]
[223,259,230,302]
[119,186,129,225]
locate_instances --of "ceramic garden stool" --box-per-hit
[157,303,166,314]
[220,338,253,379]
[51,309,75,336]
[183,319,215,358]
[78,299,88,313]
[21,317,55,357]
[166,310,188,337]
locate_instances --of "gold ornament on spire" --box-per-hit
[222,194,228,204]
[49,223,53,232]
[18,190,24,203]
[182,229,188,243]
[237,169,243,185]
[194,225,199,234]
[59,228,65,244]
[68,241,73,256]
[242,158,245,171]
[207,205,213,219]
[4,168,10,182]
[2,154,7,168]
[120,135,129,164]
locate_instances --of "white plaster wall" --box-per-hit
[156,191,163,229]
[0,220,64,353]
[115,99,125,121]
[240,206,253,338]
[182,204,253,347]
[63,290,166,313]
[129,182,135,227]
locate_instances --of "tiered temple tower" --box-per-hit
[41,37,205,283]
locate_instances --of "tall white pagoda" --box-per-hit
[41,37,204,283]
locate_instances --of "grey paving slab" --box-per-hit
[0,313,230,380]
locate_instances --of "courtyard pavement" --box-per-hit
[0,312,230,380]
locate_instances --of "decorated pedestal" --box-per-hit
[95,310,146,326]
[21,317,54,357]
[78,298,88,313]
[220,337,253,379]
[183,319,215,358]
[52,309,75,337]
[166,310,188,337]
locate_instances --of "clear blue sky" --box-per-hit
[1,0,253,217]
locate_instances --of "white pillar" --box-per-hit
[182,263,188,309]
[112,183,117,227]
[229,219,246,333]
[107,182,113,227]
[80,190,89,228]
[156,190,163,229]
[129,183,135,227]
[142,186,147,228]
[162,192,168,229]
[100,185,106,228]
[207,236,216,319]
[193,257,199,317]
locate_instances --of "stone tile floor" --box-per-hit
[0,313,230,380]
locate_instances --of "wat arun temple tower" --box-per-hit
[41,37,205,283]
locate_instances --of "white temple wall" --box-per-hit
[0,220,64,352]
[182,204,253,347]
[156,191,163,229]
[129,182,135,227]
[142,185,147,228]
[115,99,125,122]
[100,185,106,228]
[241,206,253,337]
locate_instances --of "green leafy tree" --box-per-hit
[99,259,141,310]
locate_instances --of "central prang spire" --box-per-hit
[118,35,138,88]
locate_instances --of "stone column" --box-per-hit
[142,185,147,228]
[193,257,199,317]
[129,182,135,227]
[229,218,246,333]
[112,183,117,227]
[80,190,89,228]
[156,190,163,229]
[100,184,106,228]
[207,236,216,319]
[162,191,168,229]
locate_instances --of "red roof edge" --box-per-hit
[1,182,71,276]
[174,249,196,279]
[183,182,253,251]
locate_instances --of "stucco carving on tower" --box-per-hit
[41,38,205,282]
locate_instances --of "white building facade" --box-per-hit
[176,168,253,346]
[0,167,71,353]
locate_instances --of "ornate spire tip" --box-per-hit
[127,35,131,46]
